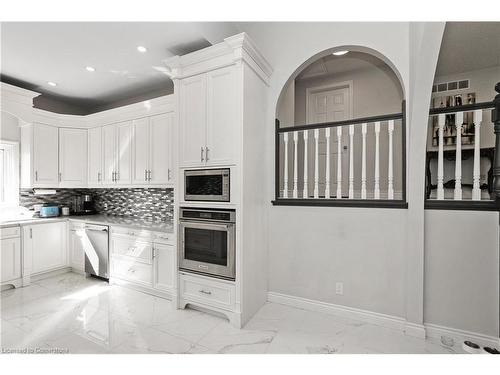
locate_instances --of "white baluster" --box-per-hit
[388,120,395,200]
[374,122,380,199]
[325,128,331,198]
[314,129,319,198]
[283,132,289,198]
[348,125,354,199]
[437,114,445,199]
[361,123,367,199]
[293,131,298,198]
[472,110,482,200]
[303,130,309,198]
[336,127,342,199]
[454,112,463,200]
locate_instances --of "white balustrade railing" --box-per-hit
[428,104,495,202]
[277,114,404,202]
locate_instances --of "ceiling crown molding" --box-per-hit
[163,32,273,84]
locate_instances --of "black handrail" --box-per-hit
[277,112,403,133]
[429,101,494,116]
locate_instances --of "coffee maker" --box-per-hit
[73,194,96,215]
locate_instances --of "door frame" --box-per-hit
[305,80,354,124]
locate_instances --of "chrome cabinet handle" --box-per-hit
[29,228,32,239]
[59,172,62,182]
[98,172,101,182]
[145,169,148,181]
[148,170,152,181]
[199,289,212,295]
[35,171,38,181]
[112,171,115,182]
[205,147,209,161]
[201,147,204,162]
[168,168,171,181]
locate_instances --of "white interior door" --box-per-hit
[307,86,351,197]
[132,117,150,184]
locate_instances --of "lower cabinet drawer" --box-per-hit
[0,226,20,239]
[112,236,152,263]
[112,257,152,285]
[180,273,235,310]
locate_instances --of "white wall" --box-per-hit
[239,21,417,321]
[0,111,20,141]
[424,210,499,337]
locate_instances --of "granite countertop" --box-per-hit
[0,214,174,233]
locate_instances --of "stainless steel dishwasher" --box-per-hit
[84,224,109,280]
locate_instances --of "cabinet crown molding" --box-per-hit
[163,32,273,84]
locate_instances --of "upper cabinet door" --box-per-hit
[33,123,59,187]
[179,73,207,167]
[132,117,150,184]
[102,124,117,185]
[149,113,173,185]
[88,127,103,186]
[206,67,238,166]
[115,121,132,185]
[59,128,87,187]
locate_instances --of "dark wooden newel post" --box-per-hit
[492,82,500,201]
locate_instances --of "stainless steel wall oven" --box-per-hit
[179,207,235,280]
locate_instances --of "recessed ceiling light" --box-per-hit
[86,66,95,72]
[137,45,147,53]
[333,50,349,56]
[47,81,57,87]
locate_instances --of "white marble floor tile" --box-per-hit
[152,310,224,343]
[0,284,55,311]
[110,326,199,354]
[0,273,467,354]
[197,320,276,354]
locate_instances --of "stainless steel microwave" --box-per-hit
[184,169,230,202]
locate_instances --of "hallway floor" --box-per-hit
[1,272,461,354]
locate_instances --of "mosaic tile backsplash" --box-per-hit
[19,188,174,222]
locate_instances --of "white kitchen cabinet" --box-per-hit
[178,67,238,167]
[59,128,88,187]
[153,243,175,292]
[69,224,85,272]
[179,73,207,167]
[102,124,117,185]
[88,127,103,186]
[206,67,238,165]
[116,121,132,185]
[132,113,174,185]
[131,117,150,184]
[101,121,132,185]
[1,236,21,283]
[29,123,59,187]
[150,112,174,185]
[24,222,67,275]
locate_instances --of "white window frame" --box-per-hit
[0,140,20,206]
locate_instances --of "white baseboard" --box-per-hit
[267,291,499,349]
[267,291,406,331]
[425,323,499,349]
[404,322,426,339]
